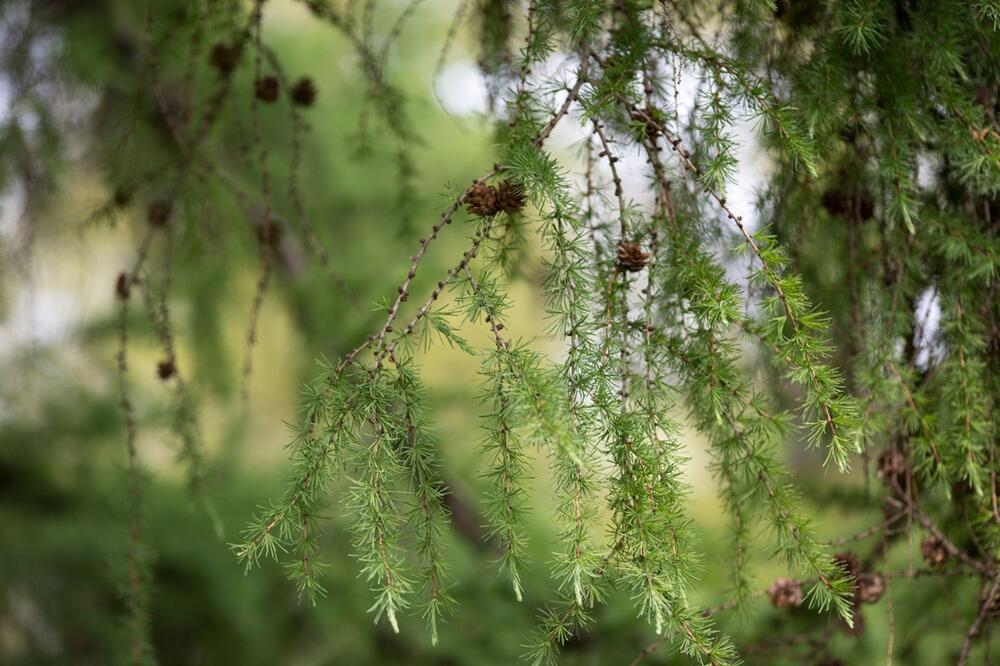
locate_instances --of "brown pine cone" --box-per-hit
[495,180,526,214]
[767,577,803,609]
[256,222,283,249]
[210,42,240,74]
[877,448,907,488]
[833,551,861,579]
[115,273,130,301]
[821,190,851,217]
[255,75,280,103]
[617,242,651,272]
[642,106,661,140]
[920,534,949,567]
[156,359,176,381]
[464,182,499,217]
[857,194,875,220]
[856,572,885,604]
[821,190,874,220]
[291,77,317,107]
[147,199,172,228]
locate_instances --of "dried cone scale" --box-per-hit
[617,241,651,272]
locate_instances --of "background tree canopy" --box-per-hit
[0,0,998,664]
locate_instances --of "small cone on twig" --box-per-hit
[833,551,861,579]
[856,572,885,604]
[256,222,283,249]
[767,578,803,609]
[115,273,130,301]
[464,182,499,217]
[877,448,907,489]
[291,77,317,107]
[617,241,650,272]
[921,534,949,567]
[821,189,874,220]
[495,180,526,214]
[255,75,280,103]
[210,42,239,74]
[157,359,176,381]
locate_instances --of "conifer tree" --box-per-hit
[1,0,999,664]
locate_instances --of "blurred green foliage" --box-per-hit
[0,1,997,664]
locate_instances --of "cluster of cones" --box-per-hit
[768,537,956,617]
[209,42,316,107]
[463,180,526,217]
[767,551,886,613]
[465,184,654,275]
[254,75,316,106]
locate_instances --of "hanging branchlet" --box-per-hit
[235,371,356,600]
[623,98,863,472]
[461,265,529,600]
[348,374,414,633]
[116,292,155,666]
[300,0,422,228]
[500,99,732,661]
[113,228,158,666]
[390,360,455,644]
[236,46,590,634]
[531,164,603,612]
[660,217,855,624]
[240,0,275,408]
[138,237,218,533]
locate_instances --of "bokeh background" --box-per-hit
[0,1,977,664]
